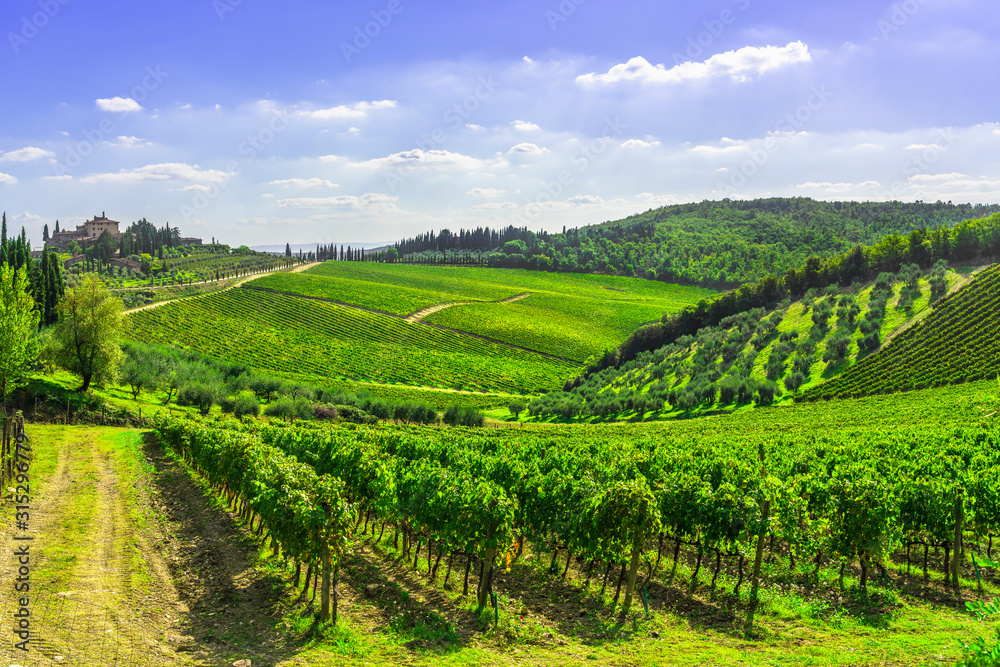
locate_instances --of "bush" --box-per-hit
[784,372,806,392]
[177,381,224,416]
[394,401,438,424]
[221,390,260,418]
[331,404,378,424]
[264,395,313,421]
[442,405,485,427]
[755,380,779,406]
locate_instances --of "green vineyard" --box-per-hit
[156,373,1000,633]
[803,264,1000,400]
[128,287,577,394]
[250,263,713,362]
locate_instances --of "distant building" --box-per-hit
[63,254,86,270]
[109,257,141,272]
[178,237,203,246]
[49,214,122,249]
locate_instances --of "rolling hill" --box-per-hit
[127,263,711,400]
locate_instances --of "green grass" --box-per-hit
[128,286,577,394]
[251,262,714,362]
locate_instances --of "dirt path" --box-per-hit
[127,262,317,314]
[0,427,194,665]
[404,292,531,322]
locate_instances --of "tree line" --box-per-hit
[578,211,1000,382]
[371,198,1000,286]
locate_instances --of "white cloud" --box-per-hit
[43,175,72,182]
[95,97,143,112]
[268,178,339,189]
[80,162,229,185]
[0,146,56,162]
[467,187,505,198]
[795,180,880,193]
[471,201,518,211]
[348,148,500,171]
[276,193,399,211]
[577,41,811,86]
[621,139,661,149]
[636,193,684,207]
[0,172,17,185]
[908,172,967,183]
[511,120,540,132]
[106,136,149,148]
[466,124,485,131]
[566,194,604,206]
[297,99,397,120]
[507,142,548,155]
[904,143,945,150]
[689,143,750,156]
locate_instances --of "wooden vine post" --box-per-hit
[952,489,963,593]
[621,499,647,616]
[476,524,497,613]
[746,441,769,639]
[321,503,333,623]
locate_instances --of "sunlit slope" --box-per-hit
[803,263,1000,400]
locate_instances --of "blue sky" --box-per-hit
[1,0,998,247]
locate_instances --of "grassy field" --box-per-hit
[250,263,713,362]
[127,263,709,397]
[128,287,578,395]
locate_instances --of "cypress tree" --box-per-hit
[0,212,7,266]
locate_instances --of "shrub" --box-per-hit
[755,380,779,406]
[177,381,224,416]
[221,390,260,418]
[332,404,378,424]
[784,372,806,392]
[443,405,485,427]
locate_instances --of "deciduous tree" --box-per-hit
[0,263,40,408]
[52,274,126,392]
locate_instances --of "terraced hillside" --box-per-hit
[129,287,579,394]
[803,263,1000,400]
[250,263,713,362]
